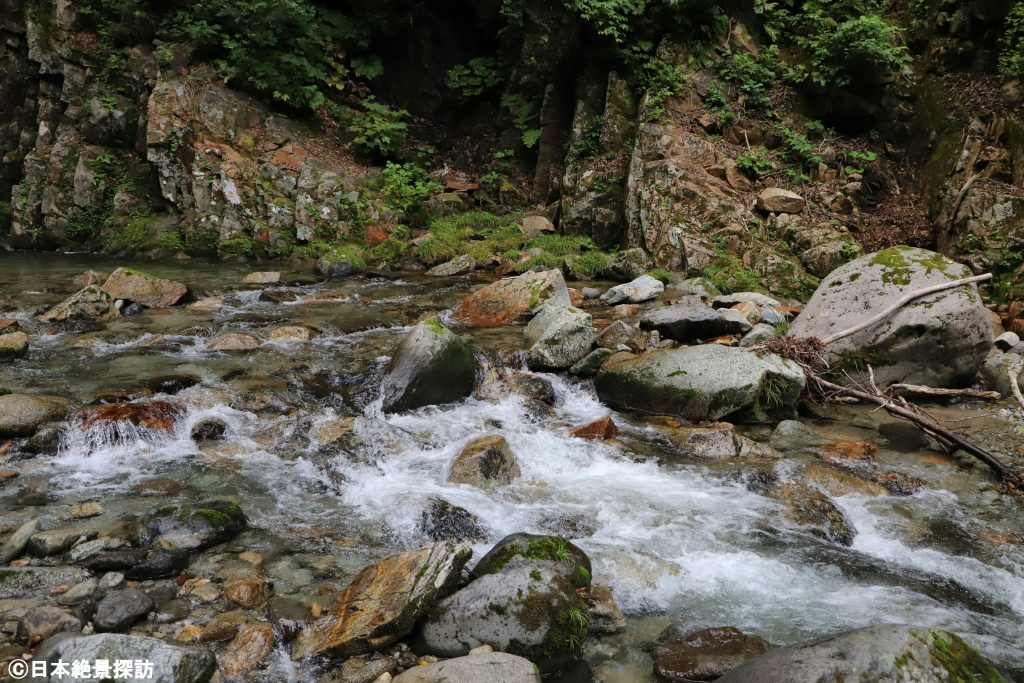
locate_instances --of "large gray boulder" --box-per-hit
[523,304,596,370]
[600,274,664,304]
[640,303,752,341]
[716,624,1008,683]
[37,286,118,323]
[420,559,588,664]
[381,321,476,413]
[0,393,73,437]
[594,345,805,422]
[788,247,991,388]
[102,267,188,308]
[294,541,471,659]
[394,652,540,682]
[36,633,216,683]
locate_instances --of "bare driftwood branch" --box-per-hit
[890,384,1001,400]
[1010,368,1024,412]
[821,273,993,345]
[808,371,1022,490]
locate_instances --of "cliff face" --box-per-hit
[0,0,1021,302]
[0,1,371,258]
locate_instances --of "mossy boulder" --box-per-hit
[715,624,1009,682]
[380,321,476,413]
[0,330,28,360]
[473,533,592,590]
[788,247,992,388]
[594,345,805,423]
[420,558,589,671]
[523,304,596,370]
[37,286,118,323]
[139,500,247,551]
[101,267,188,308]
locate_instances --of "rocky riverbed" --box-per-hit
[0,252,1022,682]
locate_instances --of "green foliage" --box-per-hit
[703,254,763,293]
[646,267,671,283]
[737,147,775,177]
[1000,3,1024,78]
[636,57,685,121]
[704,84,727,108]
[568,250,611,278]
[447,57,503,97]
[416,211,520,265]
[501,93,542,149]
[67,205,110,242]
[843,149,877,174]
[770,0,909,89]
[379,162,441,216]
[719,52,775,112]
[166,0,363,110]
[218,235,255,257]
[348,98,409,159]
[565,0,645,44]
[573,115,605,158]
[526,234,596,257]
[775,125,822,169]
[370,236,408,262]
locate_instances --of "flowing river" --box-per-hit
[2,253,1023,681]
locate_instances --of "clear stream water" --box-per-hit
[1,252,1023,681]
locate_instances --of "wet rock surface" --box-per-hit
[715,624,1007,682]
[653,626,771,682]
[294,541,471,658]
[380,321,476,413]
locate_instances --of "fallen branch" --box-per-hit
[1010,368,1024,412]
[821,273,993,345]
[889,384,1001,400]
[809,371,1022,491]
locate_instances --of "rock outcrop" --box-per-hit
[37,286,118,323]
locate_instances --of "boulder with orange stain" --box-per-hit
[449,270,570,327]
[77,400,180,432]
[570,416,620,441]
[292,540,471,659]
